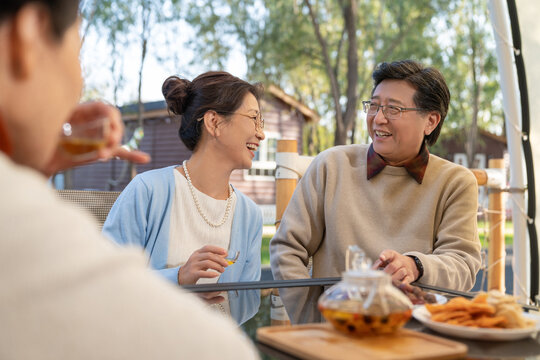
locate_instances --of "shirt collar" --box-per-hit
[366,142,429,184]
[0,112,13,157]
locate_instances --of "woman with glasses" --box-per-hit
[104,72,266,295]
[270,60,481,324]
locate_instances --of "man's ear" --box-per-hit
[202,111,221,137]
[424,112,441,136]
[8,4,47,79]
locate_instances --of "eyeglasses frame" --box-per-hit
[362,100,427,120]
[197,110,264,130]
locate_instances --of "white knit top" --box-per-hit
[168,168,236,285]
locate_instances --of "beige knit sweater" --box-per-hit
[270,144,481,323]
[0,153,259,359]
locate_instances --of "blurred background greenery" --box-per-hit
[81,0,503,165]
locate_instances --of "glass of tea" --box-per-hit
[225,250,240,265]
[59,117,110,160]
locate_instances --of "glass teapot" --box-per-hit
[318,246,413,336]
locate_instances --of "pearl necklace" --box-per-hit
[182,160,233,228]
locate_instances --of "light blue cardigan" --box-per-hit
[102,166,263,285]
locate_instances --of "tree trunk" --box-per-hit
[342,0,358,144]
[303,0,344,145]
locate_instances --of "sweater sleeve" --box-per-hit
[405,167,482,291]
[102,175,150,248]
[269,153,328,323]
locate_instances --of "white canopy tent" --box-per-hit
[488,0,540,303]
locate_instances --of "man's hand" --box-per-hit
[372,249,419,284]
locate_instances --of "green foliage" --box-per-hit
[261,234,271,265]
[84,0,504,148]
[478,220,514,248]
[82,0,183,105]
[184,0,502,149]
[433,0,502,158]
[303,123,334,155]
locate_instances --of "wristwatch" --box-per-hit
[407,255,424,281]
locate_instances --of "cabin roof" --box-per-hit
[120,86,319,123]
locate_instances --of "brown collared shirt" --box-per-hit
[366,143,429,184]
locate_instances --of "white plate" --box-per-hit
[433,293,448,305]
[412,293,447,307]
[412,305,540,341]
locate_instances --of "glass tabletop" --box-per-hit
[183,279,540,360]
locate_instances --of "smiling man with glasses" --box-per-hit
[270,60,481,324]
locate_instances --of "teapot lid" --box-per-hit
[343,268,390,282]
[346,245,372,271]
[344,245,392,282]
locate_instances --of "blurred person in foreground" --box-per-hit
[0,0,259,358]
[270,60,481,323]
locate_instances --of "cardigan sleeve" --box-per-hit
[158,266,181,284]
[102,175,150,248]
[239,205,263,282]
[103,173,180,285]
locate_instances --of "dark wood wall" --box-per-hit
[433,129,507,166]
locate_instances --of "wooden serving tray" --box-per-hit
[257,323,467,360]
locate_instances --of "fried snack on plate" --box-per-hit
[431,310,470,322]
[425,290,535,329]
[487,290,536,328]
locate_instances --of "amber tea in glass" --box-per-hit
[59,117,109,159]
[225,251,239,265]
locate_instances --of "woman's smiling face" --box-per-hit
[215,92,265,169]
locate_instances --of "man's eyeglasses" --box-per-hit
[220,111,265,130]
[362,101,427,120]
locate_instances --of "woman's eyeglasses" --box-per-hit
[197,111,265,130]
[221,111,264,130]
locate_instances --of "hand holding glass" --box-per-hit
[59,117,110,160]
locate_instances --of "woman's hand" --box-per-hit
[177,245,230,285]
[372,249,419,284]
[42,102,150,177]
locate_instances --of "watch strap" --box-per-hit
[407,255,424,281]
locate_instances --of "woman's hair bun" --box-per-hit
[162,76,192,115]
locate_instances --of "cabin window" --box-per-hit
[245,132,280,180]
